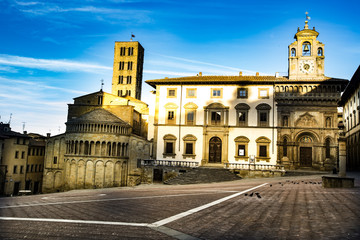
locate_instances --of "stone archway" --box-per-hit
[209,137,222,163]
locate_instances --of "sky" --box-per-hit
[0,0,359,135]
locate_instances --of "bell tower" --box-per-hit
[288,13,325,80]
[112,41,144,100]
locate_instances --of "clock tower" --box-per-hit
[288,14,325,80]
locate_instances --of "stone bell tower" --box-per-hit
[288,13,325,80]
[112,41,144,100]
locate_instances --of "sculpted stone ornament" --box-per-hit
[295,112,317,127]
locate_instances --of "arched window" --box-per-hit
[184,102,198,126]
[325,138,331,158]
[164,103,178,125]
[317,47,323,56]
[302,41,311,56]
[291,48,296,57]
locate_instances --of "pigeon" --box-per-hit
[245,193,248,196]
[249,192,254,197]
[256,193,261,198]
[269,184,272,187]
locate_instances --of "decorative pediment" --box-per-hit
[234,136,250,143]
[235,103,250,110]
[295,112,318,127]
[184,102,198,109]
[255,103,271,110]
[164,103,178,109]
[183,134,197,141]
[205,102,226,109]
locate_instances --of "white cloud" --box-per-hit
[0,54,112,73]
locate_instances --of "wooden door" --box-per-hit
[300,147,312,167]
[209,137,222,163]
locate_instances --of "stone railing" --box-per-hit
[142,160,199,168]
[225,163,285,171]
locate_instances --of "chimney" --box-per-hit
[23,131,27,134]
[239,71,242,76]
[275,72,279,78]
[199,72,202,76]
[46,133,51,138]
[256,72,259,76]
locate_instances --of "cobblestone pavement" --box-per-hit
[0,173,359,239]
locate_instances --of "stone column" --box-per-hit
[338,137,346,177]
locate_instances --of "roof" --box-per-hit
[66,108,130,126]
[146,75,348,88]
[340,65,360,105]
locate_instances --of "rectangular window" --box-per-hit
[21,151,25,159]
[120,47,126,56]
[35,164,38,172]
[238,145,246,156]
[126,76,132,84]
[119,61,125,70]
[167,88,177,98]
[53,156,58,164]
[185,143,193,155]
[238,112,246,123]
[186,111,195,125]
[259,146,267,157]
[237,88,248,98]
[168,111,175,120]
[260,112,267,123]
[20,165,24,174]
[127,61,133,70]
[165,142,174,154]
[258,88,269,99]
[128,47,134,56]
[187,88,196,98]
[118,75,124,84]
[31,165,34,172]
[211,88,222,98]
[39,164,42,172]
[211,111,222,125]
[26,164,29,173]
[15,151,19,158]
[13,165,17,174]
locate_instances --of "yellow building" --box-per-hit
[0,123,45,196]
[42,41,151,193]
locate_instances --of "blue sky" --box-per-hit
[0,0,359,135]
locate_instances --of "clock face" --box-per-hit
[299,60,314,74]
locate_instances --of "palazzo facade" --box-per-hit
[147,19,348,171]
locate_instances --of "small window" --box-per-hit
[26,164,29,173]
[163,134,177,158]
[259,146,267,157]
[258,88,269,99]
[20,165,24,174]
[187,88,196,98]
[238,145,246,156]
[120,47,126,56]
[166,142,173,154]
[237,88,248,98]
[166,110,176,124]
[35,164,38,172]
[127,61,133,70]
[185,143,193,155]
[126,76,132,84]
[186,110,195,125]
[13,165,17,174]
[118,76,124,84]
[53,156,58,164]
[30,165,34,172]
[21,151,25,159]
[128,47,134,56]
[15,151,19,159]
[260,112,267,123]
[211,88,222,98]
[167,88,177,98]
[211,111,222,125]
[119,61,125,70]
[291,48,296,57]
[238,111,246,125]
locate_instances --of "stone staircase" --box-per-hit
[164,167,242,185]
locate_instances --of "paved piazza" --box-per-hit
[0,173,359,239]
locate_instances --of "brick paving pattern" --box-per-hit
[0,173,359,239]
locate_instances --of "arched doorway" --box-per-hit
[298,135,313,167]
[209,137,222,163]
